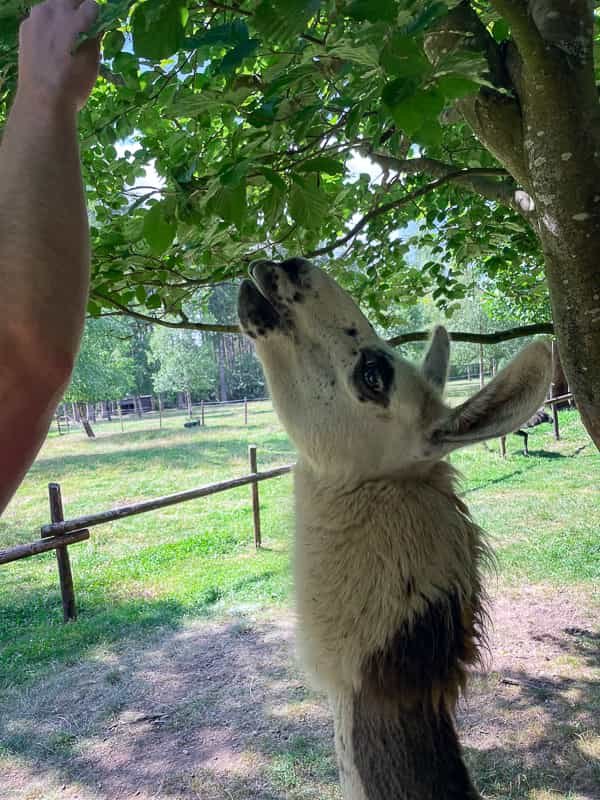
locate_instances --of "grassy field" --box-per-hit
[1,393,598,692]
[1,390,599,800]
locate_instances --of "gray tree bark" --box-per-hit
[425,1,600,450]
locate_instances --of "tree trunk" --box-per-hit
[423,4,600,449]
[479,343,485,388]
[135,395,143,418]
[186,390,192,419]
[217,336,228,401]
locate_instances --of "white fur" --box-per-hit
[238,259,552,799]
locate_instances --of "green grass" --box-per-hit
[1,400,598,694]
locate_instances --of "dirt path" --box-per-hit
[1,584,598,800]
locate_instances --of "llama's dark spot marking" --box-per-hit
[246,331,257,340]
[345,326,358,338]
[405,576,415,597]
[330,379,336,387]
[360,589,478,709]
[293,292,304,303]
[352,694,479,800]
[257,327,265,336]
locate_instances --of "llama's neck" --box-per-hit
[293,460,487,800]
[333,687,480,800]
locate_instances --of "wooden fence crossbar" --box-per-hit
[41,464,294,539]
[0,530,90,566]
[544,392,573,406]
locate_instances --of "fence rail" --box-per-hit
[2,446,294,623]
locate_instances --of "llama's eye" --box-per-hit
[353,348,394,407]
[362,363,382,392]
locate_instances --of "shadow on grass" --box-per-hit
[0,556,290,695]
[463,667,600,799]
[463,469,528,495]
[1,604,598,800]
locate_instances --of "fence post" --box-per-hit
[158,394,163,429]
[248,445,261,548]
[201,399,205,427]
[118,401,124,433]
[56,411,62,436]
[553,402,560,440]
[48,483,77,622]
[244,397,248,425]
[499,436,507,458]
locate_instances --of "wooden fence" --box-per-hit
[0,446,294,623]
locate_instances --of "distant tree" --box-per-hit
[64,318,134,412]
[150,327,217,403]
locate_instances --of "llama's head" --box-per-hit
[238,258,552,478]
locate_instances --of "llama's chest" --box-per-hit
[293,477,476,692]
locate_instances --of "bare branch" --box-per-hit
[363,151,531,212]
[306,168,520,259]
[423,2,530,189]
[387,322,553,347]
[92,293,240,334]
[99,65,126,87]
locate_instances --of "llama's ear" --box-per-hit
[428,340,552,452]
[422,325,450,392]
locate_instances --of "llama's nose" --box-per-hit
[277,257,313,287]
[248,259,274,279]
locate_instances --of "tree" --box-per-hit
[1,1,598,446]
[64,317,134,408]
[150,326,217,403]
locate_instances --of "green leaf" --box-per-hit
[207,181,247,230]
[253,0,320,42]
[146,293,162,309]
[382,77,420,108]
[132,0,188,60]
[263,184,285,227]
[135,285,147,304]
[87,299,102,316]
[143,203,177,256]
[436,74,480,100]
[492,19,511,43]
[289,175,329,230]
[298,157,345,175]
[220,38,260,74]
[380,35,430,78]
[346,0,398,24]
[260,168,287,192]
[85,0,137,39]
[103,30,125,59]
[388,88,445,135]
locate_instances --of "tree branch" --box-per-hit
[362,151,533,212]
[92,293,241,334]
[423,2,530,189]
[387,322,553,347]
[488,0,546,64]
[306,168,521,259]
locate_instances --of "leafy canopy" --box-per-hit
[0,0,559,328]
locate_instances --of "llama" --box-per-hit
[238,258,552,800]
[514,408,553,455]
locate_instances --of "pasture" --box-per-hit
[0,395,599,800]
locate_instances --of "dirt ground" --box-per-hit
[1,584,598,800]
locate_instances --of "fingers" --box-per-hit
[75,0,99,31]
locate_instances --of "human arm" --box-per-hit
[0,0,99,512]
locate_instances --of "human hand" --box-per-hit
[17,0,100,113]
